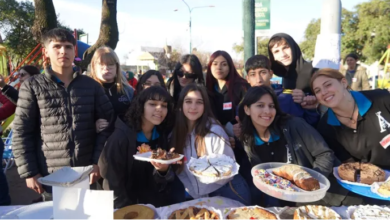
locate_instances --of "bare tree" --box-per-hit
[32,0,57,42]
[82,0,119,69]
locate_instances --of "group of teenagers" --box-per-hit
[3,28,390,209]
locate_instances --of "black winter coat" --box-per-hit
[12,69,114,179]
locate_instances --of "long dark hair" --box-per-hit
[136,70,166,94]
[206,50,248,106]
[167,54,205,102]
[125,86,174,133]
[238,86,290,148]
[171,84,225,171]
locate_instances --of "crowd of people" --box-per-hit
[0,28,389,209]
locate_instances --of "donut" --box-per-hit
[114,205,155,219]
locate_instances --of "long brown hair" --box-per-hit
[171,84,225,172]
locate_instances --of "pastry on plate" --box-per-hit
[293,205,341,219]
[338,162,386,185]
[168,206,220,219]
[114,204,154,219]
[227,207,278,219]
[189,157,233,178]
[378,179,390,196]
[137,143,152,153]
[350,205,390,219]
[272,165,320,191]
[151,148,181,160]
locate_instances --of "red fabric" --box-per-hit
[0,92,16,121]
[128,78,138,89]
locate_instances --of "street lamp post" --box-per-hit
[175,0,214,53]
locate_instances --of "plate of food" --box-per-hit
[163,205,222,219]
[187,154,239,184]
[347,205,390,219]
[225,206,279,219]
[333,162,390,201]
[251,163,330,202]
[293,205,342,220]
[133,144,184,164]
[370,177,390,199]
[113,204,157,219]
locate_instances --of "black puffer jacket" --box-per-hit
[13,69,114,179]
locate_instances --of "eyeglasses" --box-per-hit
[177,70,197,79]
[96,63,116,69]
[143,82,161,88]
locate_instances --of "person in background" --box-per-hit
[90,46,134,123]
[238,86,334,206]
[99,86,182,208]
[126,71,138,89]
[312,68,390,205]
[0,91,17,205]
[0,65,41,104]
[167,54,204,104]
[243,55,318,126]
[205,50,251,187]
[268,33,317,109]
[340,53,370,91]
[168,83,250,205]
[12,28,114,200]
[135,70,166,95]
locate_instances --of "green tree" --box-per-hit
[232,37,270,58]
[0,0,37,66]
[299,19,320,60]
[300,0,390,64]
[355,0,390,63]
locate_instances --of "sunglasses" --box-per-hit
[177,70,197,79]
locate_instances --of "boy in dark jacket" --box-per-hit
[244,55,319,126]
[12,28,114,198]
[0,92,16,205]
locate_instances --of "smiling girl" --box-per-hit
[168,84,250,205]
[98,86,183,208]
[238,86,334,206]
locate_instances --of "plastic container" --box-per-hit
[251,163,330,203]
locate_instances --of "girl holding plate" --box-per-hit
[168,83,251,205]
[98,86,184,208]
[312,68,390,205]
[238,86,335,206]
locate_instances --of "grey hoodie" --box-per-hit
[177,123,235,199]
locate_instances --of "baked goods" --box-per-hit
[272,165,320,191]
[168,206,220,219]
[293,205,341,220]
[137,143,152,153]
[189,158,233,178]
[338,162,386,185]
[254,169,299,192]
[378,179,390,197]
[227,207,278,219]
[113,204,155,219]
[350,205,390,219]
[151,148,181,160]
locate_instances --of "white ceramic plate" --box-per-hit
[0,201,53,219]
[133,152,184,164]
